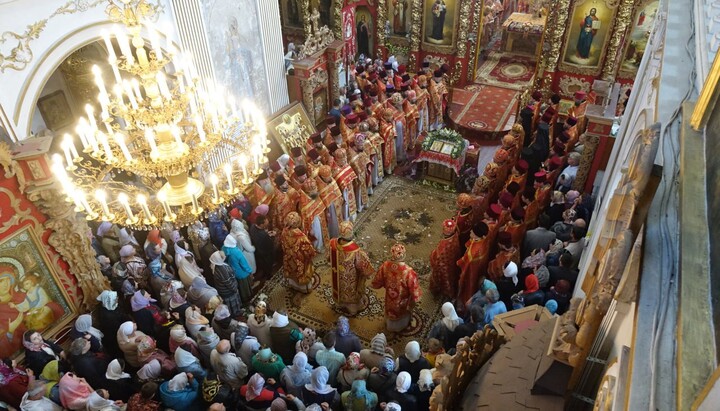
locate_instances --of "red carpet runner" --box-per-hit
[448,84,518,145]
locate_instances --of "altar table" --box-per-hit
[502,12,546,55]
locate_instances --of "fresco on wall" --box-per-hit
[201,0,271,114]
[562,0,615,69]
[619,0,659,75]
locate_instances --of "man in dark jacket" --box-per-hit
[249,216,275,281]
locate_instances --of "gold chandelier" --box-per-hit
[51,0,269,229]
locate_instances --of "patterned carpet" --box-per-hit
[475,52,537,91]
[256,176,457,352]
[448,84,518,143]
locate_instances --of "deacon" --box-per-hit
[316,165,343,239]
[348,134,373,212]
[280,212,317,294]
[428,69,447,130]
[372,243,422,333]
[333,148,359,222]
[379,108,397,175]
[429,219,462,300]
[456,223,492,310]
[271,175,299,236]
[329,222,375,316]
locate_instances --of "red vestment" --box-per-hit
[372,261,422,320]
[429,232,462,299]
[487,247,520,281]
[280,228,316,286]
[456,237,491,304]
[330,239,374,306]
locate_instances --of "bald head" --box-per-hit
[208,404,226,411]
[573,218,587,228]
[216,340,231,354]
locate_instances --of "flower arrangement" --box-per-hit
[421,128,467,159]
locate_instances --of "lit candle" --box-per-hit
[211,109,220,132]
[94,189,112,219]
[156,191,174,220]
[85,104,97,130]
[224,163,234,192]
[191,193,199,213]
[136,194,153,221]
[63,134,79,160]
[115,28,134,66]
[101,29,116,61]
[122,81,138,109]
[164,22,174,53]
[92,65,108,100]
[85,123,99,154]
[98,93,110,117]
[114,133,133,162]
[97,132,114,161]
[75,122,89,150]
[188,92,198,116]
[252,145,261,172]
[148,24,163,62]
[145,128,158,153]
[133,35,149,67]
[76,190,94,216]
[71,189,84,211]
[238,154,248,182]
[109,56,122,84]
[117,192,136,221]
[171,126,183,147]
[51,154,73,193]
[113,84,125,105]
[131,79,143,103]
[194,115,206,142]
[62,140,73,168]
[210,174,220,202]
[156,72,171,99]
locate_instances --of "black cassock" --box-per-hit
[357,22,370,57]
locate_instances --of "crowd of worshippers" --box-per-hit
[427,89,595,327]
[3,293,457,411]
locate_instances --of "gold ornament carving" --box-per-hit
[573,133,599,191]
[467,1,483,82]
[105,0,160,26]
[455,0,472,58]
[332,0,343,40]
[297,25,336,59]
[449,61,462,86]
[300,68,329,125]
[302,0,312,39]
[558,75,591,96]
[601,0,637,80]
[0,188,36,236]
[423,55,449,69]
[409,0,423,53]
[376,0,388,57]
[536,0,571,80]
[327,57,342,103]
[26,186,109,309]
[0,0,108,72]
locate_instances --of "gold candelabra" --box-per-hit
[52,0,270,229]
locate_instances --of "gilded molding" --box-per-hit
[573,133,599,191]
[558,0,619,76]
[558,75,591,96]
[449,60,462,86]
[327,56,341,103]
[600,0,634,80]
[455,0,472,58]
[0,0,108,72]
[332,0,343,40]
[409,0,423,53]
[376,0,388,57]
[467,1,482,82]
[537,0,571,77]
[302,0,312,39]
[300,68,329,125]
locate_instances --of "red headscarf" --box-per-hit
[147,229,162,246]
[524,274,540,294]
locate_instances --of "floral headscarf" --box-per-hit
[342,352,364,370]
[336,316,351,337]
[245,373,265,401]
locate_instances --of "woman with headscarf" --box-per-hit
[168,287,190,323]
[248,300,272,347]
[280,352,313,397]
[427,302,464,351]
[86,389,123,411]
[159,372,200,411]
[221,235,253,304]
[230,218,257,274]
[101,359,135,402]
[227,323,258,371]
[136,359,162,384]
[184,305,210,339]
[97,222,121,264]
[174,240,204,288]
[186,277,220,314]
[411,368,434,411]
[545,279,571,314]
[209,251,243,317]
[22,330,66,376]
[69,314,103,353]
[252,347,286,380]
[58,372,95,410]
[130,290,163,336]
[518,273,545,307]
[144,229,168,257]
[119,227,140,247]
[330,316,362,357]
[296,328,325,365]
[337,352,370,392]
[137,335,176,377]
[96,291,128,359]
[270,311,301,366]
[483,288,508,325]
[0,358,28,408]
[386,371,417,409]
[341,379,378,411]
[359,333,394,371]
[302,366,339,407]
[174,347,206,381]
[496,261,523,311]
[116,321,147,368]
[169,324,200,356]
[367,356,397,403]
[196,326,220,366]
[210,305,238,341]
[239,373,284,409]
[397,341,430,382]
[145,243,177,299]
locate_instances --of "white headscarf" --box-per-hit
[174,347,199,368]
[137,359,161,380]
[97,222,113,237]
[105,359,130,380]
[97,290,118,310]
[118,321,135,343]
[75,314,104,340]
[396,371,411,393]
[386,402,402,411]
[168,372,189,391]
[306,366,335,394]
[231,219,248,235]
[272,311,289,328]
[246,373,265,401]
[404,341,421,362]
[503,261,519,286]
[224,235,237,248]
[86,391,117,411]
[209,251,228,272]
[441,302,462,332]
[418,369,434,392]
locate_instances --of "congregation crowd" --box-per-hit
[0,56,595,411]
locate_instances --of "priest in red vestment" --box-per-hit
[456,222,492,311]
[430,219,462,300]
[330,222,375,316]
[372,243,422,332]
[280,212,317,293]
[487,232,520,282]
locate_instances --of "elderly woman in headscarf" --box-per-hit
[211,304,240,340]
[411,368,434,411]
[100,359,135,402]
[137,335,176,377]
[252,347,286,380]
[96,290,128,358]
[239,373,285,410]
[367,355,397,403]
[144,229,168,257]
[116,321,146,368]
[296,328,325,365]
[168,287,190,323]
[230,218,257,274]
[196,326,221,365]
[302,366,339,408]
[330,316,362,357]
[97,222,121,263]
[270,311,301,366]
[184,305,210,339]
[209,251,243,316]
[174,239,204,288]
[119,227,140,248]
[280,352,313,397]
[169,324,200,356]
[359,333,394,371]
[231,322,260,370]
[86,389,123,411]
[428,302,464,351]
[69,314,103,353]
[386,371,417,409]
[221,235,253,304]
[159,372,200,411]
[342,379,378,411]
[145,242,177,299]
[186,277,220,314]
[337,352,370,392]
[22,330,66,376]
[58,371,95,410]
[114,244,148,292]
[130,290,163,336]
[136,359,162,384]
[248,300,272,347]
[175,347,206,381]
[397,341,430,383]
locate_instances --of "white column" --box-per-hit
[254,0,289,114]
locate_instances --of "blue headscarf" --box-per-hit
[349,379,374,404]
[545,299,558,314]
